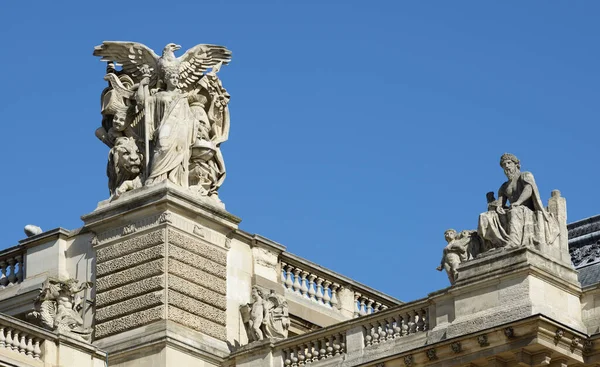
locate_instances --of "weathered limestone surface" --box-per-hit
[93,41,232,206]
[82,182,238,365]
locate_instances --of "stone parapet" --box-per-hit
[229,246,592,367]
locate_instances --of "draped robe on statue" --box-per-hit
[145,92,197,187]
[478,172,559,250]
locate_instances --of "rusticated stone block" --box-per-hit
[97,229,164,262]
[168,290,226,325]
[96,291,165,323]
[168,229,226,266]
[168,274,226,310]
[95,305,164,339]
[169,244,226,279]
[168,305,226,341]
[168,258,226,295]
[97,244,165,277]
[97,259,164,292]
[96,276,164,308]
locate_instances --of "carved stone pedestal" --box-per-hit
[430,246,585,343]
[82,182,240,366]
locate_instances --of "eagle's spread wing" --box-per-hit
[178,44,232,91]
[93,41,160,85]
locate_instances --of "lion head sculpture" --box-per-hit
[107,137,143,198]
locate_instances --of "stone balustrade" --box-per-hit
[361,299,429,347]
[266,297,431,367]
[0,314,47,362]
[281,332,346,366]
[0,247,25,288]
[280,253,401,316]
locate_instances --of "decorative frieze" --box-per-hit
[94,211,227,248]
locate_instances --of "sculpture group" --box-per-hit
[93,41,232,206]
[27,278,93,341]
[240,286,291,342]
[438,153,560,284]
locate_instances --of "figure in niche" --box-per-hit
[478,153,559,250]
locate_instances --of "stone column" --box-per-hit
[82,182,240,367]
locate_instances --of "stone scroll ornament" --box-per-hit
[240,286,291,342]
[437,153,560,285]
[27,278,93,341]
[93,42,232,206]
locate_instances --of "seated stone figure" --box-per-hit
[478,153,559,250]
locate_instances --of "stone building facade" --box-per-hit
[0,41,598,367]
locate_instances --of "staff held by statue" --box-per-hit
[136,64,153,180]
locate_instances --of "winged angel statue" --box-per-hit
[93,41,232,207]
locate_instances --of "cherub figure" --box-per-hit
[437,229,480,284]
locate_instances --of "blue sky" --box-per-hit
[1,1,599,302]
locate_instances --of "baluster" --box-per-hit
[378,320,387,342]
[307,275,317,301]
[315,278,324,304]
[300,271,309,297]
[33,339,41,360]
[366,299,374,315]
[326,335,334,357]
[26,337,34,358]
[14,255,23,283]
[373,321,383,344]
[401,314,409,336]
[353,293,361,318]
[292,268,302,294]
[281,262,288,285]
[284,348,292,367]
[0,326,5,348]
[364,325,373,346]
[416,309,425,331]
[6,258,16,285]
[0,261,8,287]
[319,338,327,360]
[393,315,402,338]
[340,334,346,354]
[285,265,295,290]
[422,308,429,331]
[371,322,380,345]
[408,310,417,334]
[19,334,26,354]
[11,330,19,351]
[386,317,394,340]
[291,347,299,367]
[311,340,320,362]
[330,283,340,309]
[322,281,332,306]
[304,342,313,363]
[373,302,382,313]
[297,344,306,366]
[5,329,12,350]
[333,334,341,356]
[359,297,367,316]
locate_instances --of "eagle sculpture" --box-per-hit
[93,41,232,91]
